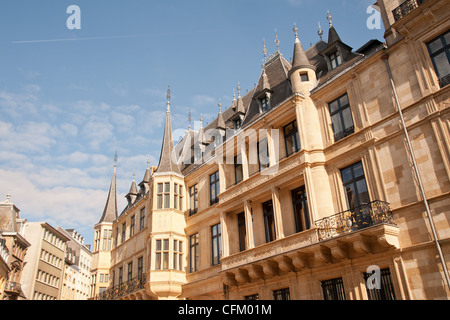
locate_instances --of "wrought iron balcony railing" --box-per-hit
[438,74,450,89]
[97,274,145,300]
[392,0,426,22]
[314,200,395,241]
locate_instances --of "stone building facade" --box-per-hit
[21,222,69,300]
[0,195,30,300]
[93,0,450,300]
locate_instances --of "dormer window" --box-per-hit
[260,95,270,112]
[233,118,242,130]
[329,51,342,70]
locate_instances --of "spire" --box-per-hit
[318,21,324,41]
[98,157,118,224]
[216,99,226,130]
[155,85,182,175]
[327,10,342,44]
[236,82,245,115]
[263,38,268,61]
[274,29,280,53]
[291,23,315,71]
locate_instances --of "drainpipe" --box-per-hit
[382,50,450,292]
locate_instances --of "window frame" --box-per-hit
[426,30,450,88]
[263,200,276,243]
[283,120,301,157]
[209,171,220,206]
[328,93,355,142]
[189,184,198,216]
[211,223,222,266]
[189,233,199,273]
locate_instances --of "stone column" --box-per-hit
[244,200,254,250]
[271,186,285,240]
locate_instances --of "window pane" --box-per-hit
[342,107,354,131]
[164,194,170,208]
[339,94,349,107]
[164,183,170,193]
[163,252,169,269]
[157,183,163,193]
[329,100,339,113]
[428,37,444,54]
[156,240,161,251]
[433,52,450,79]
[157,194,162,209]
[331,114,343,133]
[163,239,169,251]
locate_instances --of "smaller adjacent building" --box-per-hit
[21,222,70,300]
[59,228,92,300]
[0,194,30,300]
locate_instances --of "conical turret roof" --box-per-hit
[155,86,182,176]
[98,159,118,224]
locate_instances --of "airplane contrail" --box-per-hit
[11,34,155,44]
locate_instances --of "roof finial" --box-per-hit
[188,109,192,130]
[200,114,204,130]
[166,85,171,101]
[237,82,242,98]
[263,38,267,61]
[218,99,222,113]
[114,151,118,166]
[6,193,11,203]
[147,159,150,168]
[318,21,324,40]
[293,22,299,38]
[275,29,280,52]
[327,10,333,28]
[233,89,236,101]
[166,85,171,112]
[133,169,136,181]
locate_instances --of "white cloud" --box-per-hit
[192,94,216,106]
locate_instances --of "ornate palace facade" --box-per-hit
[91,0,450,300]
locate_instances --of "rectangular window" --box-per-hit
[157,183,163,209]
[340,161,370,210]
[273,288,290,300]
[114,228,118,247]
[263,200,276,243]
[234,154,243,184]
[139,208,145,231]
[118,267,123,286]
[329,93,355,142]
[174,183,179,210]
[189,233,199,273]
[210,171,220,206]
[155,240,169,270]
[137,257,143,278]
[121,223,126,243]
[258,138,270,171]
[260,96,270,112]
[173,240,183,271]
[130,215,135,237]
[292,186,310,233]
[179,184,183,211]
[238,212,246,252]
[211,223,222,266]
[364,268,396,300]
[155,240,161,270]
[283,121,301,157]
[127,262,133,282]
[189,184,198,216]
[321,277,346,300]
[164,183,170,209]
[300,72,309,82]
[427,30,450,88]
[329,51,342,69]
[245,294,259,300]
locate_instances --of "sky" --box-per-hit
[0,0,384,247]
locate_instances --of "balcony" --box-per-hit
[392,0,426,22]
[97,274,145,300]
[314,200,396,241]
[220,201,399,287]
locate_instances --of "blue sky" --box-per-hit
[0,0,384,246]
